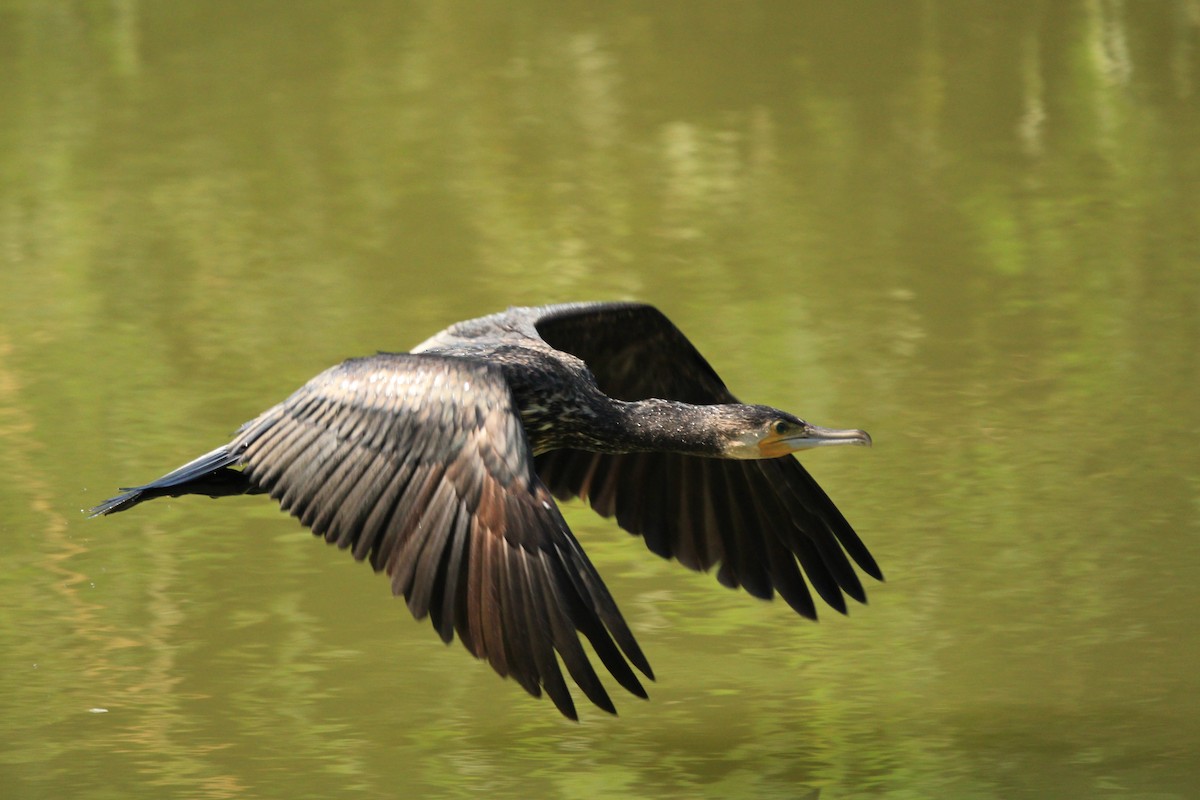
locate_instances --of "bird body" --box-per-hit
[92,302,877,719]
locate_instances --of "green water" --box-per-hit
[2,2,1198,798]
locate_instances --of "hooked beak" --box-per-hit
[759,423,872,458]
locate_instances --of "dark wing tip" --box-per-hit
[858,553,885,582]
[627,646,654,682]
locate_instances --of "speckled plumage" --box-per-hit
[91,301,878,719]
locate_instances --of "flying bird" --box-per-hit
[91,302,878,719]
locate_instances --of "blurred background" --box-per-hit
[1,2,1198,798]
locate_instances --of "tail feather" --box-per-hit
[89,445,253,517]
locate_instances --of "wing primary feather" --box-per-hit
[789,533,847,614]
[754,460,867,602]
[478,524,509,676]
[808,522,867,603]
[612,453,648,537]
[514,552,577,718]
[722,464,818,618]
[495,540,541,698]
[729,469,817,617]
[695,460,727,572]
[431,501,471,644]
[761,527,818,620]
[551,561,648,699]
[704,460,748,593]
[692,460,725,574]
[784,460,883,580]
[463,515,489,661]
[747,462,864,610]
[616,453,666,552]
[550,540,653,685]
[401,481,460,618]
[670,458,704,570]
[711,462,771,599]
[535,551,616,714]
[740,461,848,612]
[639,453,676,559]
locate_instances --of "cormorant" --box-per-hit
[91,302,878,719]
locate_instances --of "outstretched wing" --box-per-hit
[533,303,881,619]
[534,302,736,404]
[232,353,651,719]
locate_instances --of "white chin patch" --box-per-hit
[726,435,765,460]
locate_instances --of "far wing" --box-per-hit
[534,302,736,403]
[533,303,880,618]
[232,353,651,719]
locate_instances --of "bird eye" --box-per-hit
[773,420,789,435]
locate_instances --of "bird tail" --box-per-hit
[88,445,255,517]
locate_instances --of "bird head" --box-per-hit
[721,406,872,459]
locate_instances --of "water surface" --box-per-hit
[1,3,1198,798]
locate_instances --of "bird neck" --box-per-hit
[588,398,729,457]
